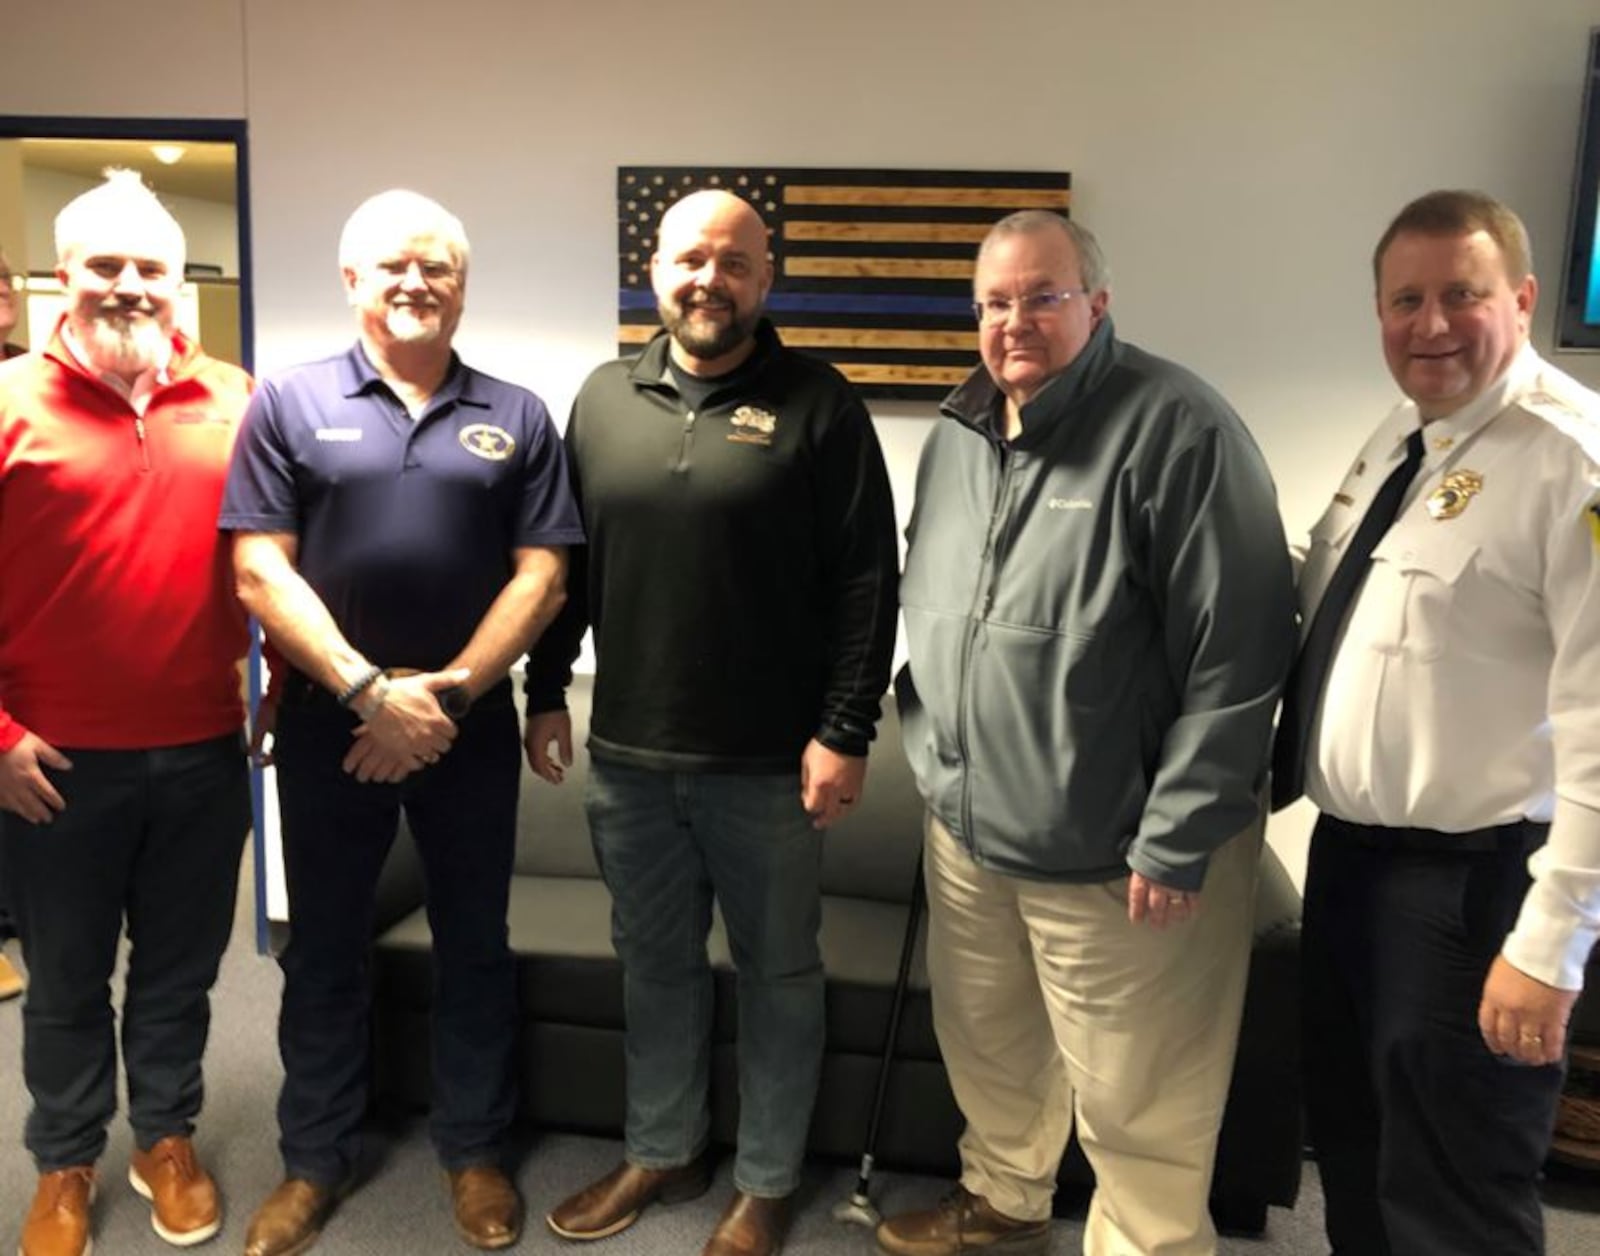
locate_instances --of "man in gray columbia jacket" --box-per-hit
[877,211,1296,1256]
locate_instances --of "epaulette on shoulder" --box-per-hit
[1518,372,1600,465]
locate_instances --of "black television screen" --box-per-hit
[1558,28,1600,351]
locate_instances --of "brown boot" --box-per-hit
[446,1165,522,1250]
[702,1190,791,1256]
[546,1159,711,1240]
[242,1179,342,1256]
[20,1166,95,1256]
[875,1186,1051,1256]
[128,1135,221,1246]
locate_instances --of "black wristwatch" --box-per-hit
[438,685,473,720]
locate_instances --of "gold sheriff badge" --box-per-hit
[1426,469,1483,521]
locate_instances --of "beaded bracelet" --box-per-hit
[336,664,384,708]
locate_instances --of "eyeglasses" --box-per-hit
[0,271,17,291]
[973,289,1087,325]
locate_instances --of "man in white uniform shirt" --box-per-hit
[1272,189,1600,1256]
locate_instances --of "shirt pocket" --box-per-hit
[1368,532,1479,662]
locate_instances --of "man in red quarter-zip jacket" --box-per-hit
[0,171,253,1256]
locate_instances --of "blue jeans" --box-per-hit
[586,760,825,1197]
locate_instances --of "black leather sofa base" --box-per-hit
[369,677,1302,1235]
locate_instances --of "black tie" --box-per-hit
[1271,428,1426,811]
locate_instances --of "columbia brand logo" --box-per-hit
[1048,498,1093,510]
[315,428,362,442]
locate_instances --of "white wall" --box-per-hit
[5,1,245,119]
[6,0,1600,882]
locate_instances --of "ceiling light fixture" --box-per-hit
[150,144,186,165]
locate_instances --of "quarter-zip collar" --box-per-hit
[45,313,187,415]
[627,317,784,404]
[942,315,1121,448]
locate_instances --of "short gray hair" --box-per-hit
[979,210,1109,293]
[338,189,471,273]
[54,168,186,270]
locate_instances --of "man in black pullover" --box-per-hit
[526,189,898,1256]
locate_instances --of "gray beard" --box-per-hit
[386,304,444,344]
[78,314,167,377]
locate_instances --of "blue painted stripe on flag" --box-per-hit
[618,290,973,316]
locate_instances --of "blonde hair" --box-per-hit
[1373,190,1532,287]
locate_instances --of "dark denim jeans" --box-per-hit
[0,733,249,1169]
[586,759,825,1197]
[272,681,519,1184]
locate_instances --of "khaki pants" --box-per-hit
[923,812,1261,1256]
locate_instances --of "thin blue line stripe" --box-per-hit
[617,290,973,316]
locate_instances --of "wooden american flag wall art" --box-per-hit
[617,166,1073,402]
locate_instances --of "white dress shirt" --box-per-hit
[1300,343,1600,989]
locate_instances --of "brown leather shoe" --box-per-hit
[20,1165,95,1256]
[242,1179,341,1256]
[875,1186,1051,1256]
[546,1158,711,1240]
[447,1165,522,1250]
[128,1135,221,1246]
[702,1191,791,1256]
[0,952,23,1001]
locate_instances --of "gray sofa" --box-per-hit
[368,676,1304,1233]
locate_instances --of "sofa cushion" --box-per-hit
[378,872,938,1056]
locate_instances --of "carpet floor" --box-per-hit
[2,847,1597,1254]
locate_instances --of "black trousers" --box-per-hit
[271,677,520,1185]
[1302,815,1565,1256]
[0,733,249,1169]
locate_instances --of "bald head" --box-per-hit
[657,189,767,259]
[651,189,774,375]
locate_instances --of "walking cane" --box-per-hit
[833,852,927,1227]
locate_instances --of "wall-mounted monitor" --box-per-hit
[1558,28,1600,351]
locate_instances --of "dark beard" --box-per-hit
[659,299,758,362]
